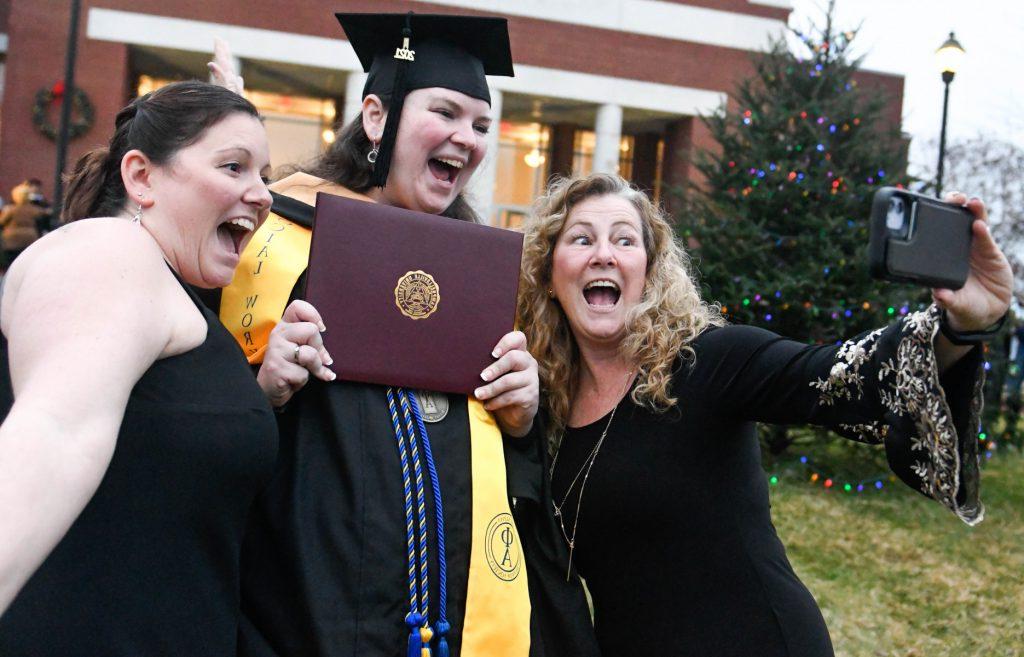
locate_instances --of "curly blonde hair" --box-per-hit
[517,173,724,444]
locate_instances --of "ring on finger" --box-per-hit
[293,344,302,362]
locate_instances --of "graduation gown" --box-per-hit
[211,174,599,657]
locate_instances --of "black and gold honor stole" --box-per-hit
[386,388,450,657]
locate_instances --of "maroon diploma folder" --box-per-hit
[305,192,525,395]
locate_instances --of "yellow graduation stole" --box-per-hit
[220,211,311,364]
[219,177,531,656]
[462,399,531,657]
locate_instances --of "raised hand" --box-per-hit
[474,331,539,438]
[932,192,1013,332]
[207,38,245,95]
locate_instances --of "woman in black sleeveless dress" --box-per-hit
[0,81,282,655]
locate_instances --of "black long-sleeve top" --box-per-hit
[551,305,983,657]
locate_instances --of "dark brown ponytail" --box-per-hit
[62,148,115,224]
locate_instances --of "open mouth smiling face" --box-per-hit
[216,216,258,258]
[144,111,271,289]
[426,156,466,186]
[368,88,491,215]
[550,193,649,345]
[582,279,622,309]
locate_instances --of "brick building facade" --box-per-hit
[0,0,904,224]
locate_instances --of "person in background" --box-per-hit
[24,179,54,237]
[517,172,1012,657]
[0,181,46,267]
[0,81,281,656]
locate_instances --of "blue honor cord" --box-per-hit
[387,388,449,657]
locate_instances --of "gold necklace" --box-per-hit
[550,371,633,580]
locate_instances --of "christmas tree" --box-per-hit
[681,3,922,347]
[679,3,927,456]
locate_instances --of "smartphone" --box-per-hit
[868,187,974,290]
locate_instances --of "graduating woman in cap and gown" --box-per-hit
[208,13,600,657]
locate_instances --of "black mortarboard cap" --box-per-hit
[336,12,514,188]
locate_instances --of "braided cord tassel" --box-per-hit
[398,390,430,623]
[387,388,424,657]
[408,392,450,657]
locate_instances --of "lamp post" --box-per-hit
[52,0,83,224]
[934,31,965,198]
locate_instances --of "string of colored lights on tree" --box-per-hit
[726,89,906,200]
[718,97,913,326]
[720,292,921,325]
[767,431,998,494]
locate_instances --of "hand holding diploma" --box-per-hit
[474,330,539,438]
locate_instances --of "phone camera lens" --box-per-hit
[886,197,907,235]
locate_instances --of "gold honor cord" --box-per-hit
[461,399,532,657]
[220,213,312,364]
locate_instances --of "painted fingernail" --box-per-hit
[492,348,501,358]
[474,387,485,399]
[319,321,327,332]
[480,369,493,381]
[325,356,334,366]
[328,370,337,381]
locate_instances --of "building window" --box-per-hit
[492,121,551,228]
[571,131,635,179]
[136,75,336,173]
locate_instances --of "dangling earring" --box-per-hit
[547,288,555,298]
[131,192,144,224]
[367,140,380,165]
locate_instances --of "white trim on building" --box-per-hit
[86,8,726,117]
[87,8,361,70]
[422,0,786,51]
[747,0,792,9]
[499,63,724,116]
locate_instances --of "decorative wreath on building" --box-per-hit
[32,81,95,141]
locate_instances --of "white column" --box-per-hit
[592,103,623,174]
[342,72,368,125]
[467,87,503,225]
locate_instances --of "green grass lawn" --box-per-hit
[770,451,1024,656]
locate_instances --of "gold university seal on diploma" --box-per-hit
[394,270,440,320]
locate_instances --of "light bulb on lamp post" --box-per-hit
[934,31,965,198]
[524,148,546,168]
[524,121,546,168]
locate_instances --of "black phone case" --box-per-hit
[868,187,973,290]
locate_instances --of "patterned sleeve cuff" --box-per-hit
[879,305,985,526]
